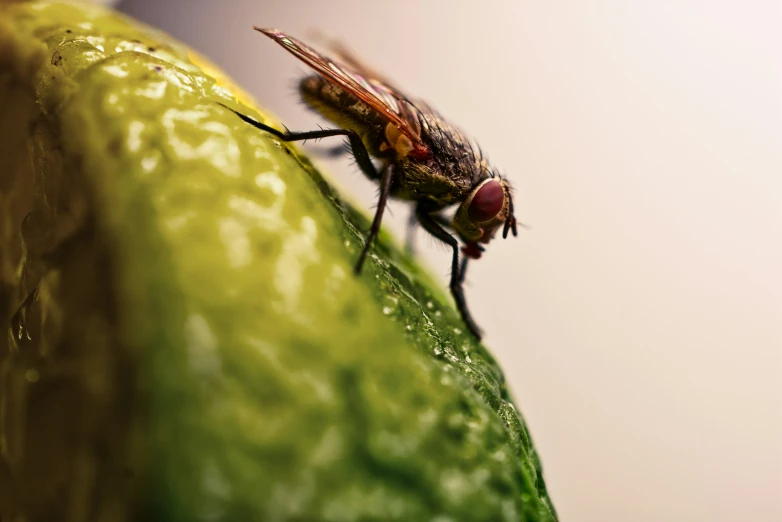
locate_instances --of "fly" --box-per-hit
[220,27,518,340]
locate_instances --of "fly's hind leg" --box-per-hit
[217,103,378,181]
[219,102,392,276]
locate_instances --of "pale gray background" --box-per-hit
[117,1,782,521]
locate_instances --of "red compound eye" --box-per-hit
[467,180,504,222]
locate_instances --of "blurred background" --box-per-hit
[116,1,781,521]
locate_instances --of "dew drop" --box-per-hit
[426,301,434,309]
[381,295,399,316]
[453,327,462,335]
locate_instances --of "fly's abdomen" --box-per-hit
[299,76,387,156]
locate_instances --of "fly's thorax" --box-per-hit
[451,177,513,244]
[416,110,490,191]
[391,156,467,207]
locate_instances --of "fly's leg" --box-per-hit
[220,103,393,276]
[406,211,452,257]
[415,203,482,340]
[458,242,485,284]
[312,142,382,180]
[217,103,379,181]
[458,257,469,285]
[354,164,394,274]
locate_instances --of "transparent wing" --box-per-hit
[257,27,424,146]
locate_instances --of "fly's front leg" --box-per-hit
[415,203,482,340]
[458,257,469,285]
[217,103,378,181]
[406,210,452,257]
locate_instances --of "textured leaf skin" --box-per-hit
[0,3,557,521]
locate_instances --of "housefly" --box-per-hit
[220,28,518,340]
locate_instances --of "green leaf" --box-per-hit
[0,2,557,521]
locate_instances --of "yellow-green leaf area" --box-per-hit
[0,2,557,521]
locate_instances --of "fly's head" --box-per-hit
[452,176,518,259]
